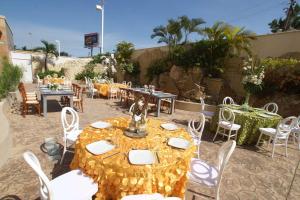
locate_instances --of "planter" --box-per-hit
[175,100,216,113]
[0,100,11,168]
[204,78,224,101]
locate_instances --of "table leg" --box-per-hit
[156,99,161,117]
[70,95,74,108]
[43,95,47,117]
[171,98,175,114]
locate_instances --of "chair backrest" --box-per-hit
[216,140,236,193]
[127,81,132,88]
[293,116,300,129]
[18,82,27,101]
[23,151,53,199]
[199,97,205,112]
[129,102,148,118]
[122,81,127,85]
[219,107,235,126]
[263,102,278,113]
[222,96,235,105]
[276,116,297,138]
[61,107,80,138]
[188,113,205,140]
[46,75,52,79]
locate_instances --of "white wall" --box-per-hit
[11,52,33,83]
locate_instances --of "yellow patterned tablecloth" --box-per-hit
[94,83,127,97]
[70,117,195,200]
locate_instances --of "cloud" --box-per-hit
[10,21,122,57]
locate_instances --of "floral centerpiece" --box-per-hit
[48,83,59,91]
[125,94,149,138]
[241,57,265,110]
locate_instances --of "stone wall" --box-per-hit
[0,100,11,168]
[0,16,14,71]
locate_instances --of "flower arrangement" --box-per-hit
[48,83,59,91]
[241,57,265,107]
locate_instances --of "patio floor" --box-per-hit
[0,84,299,200]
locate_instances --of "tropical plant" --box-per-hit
[179,15,205,44]
[259,57,300,94]
[37,69,65,79]
[75,64,100,81]
[146,58,171,84]
[34,40,58,71]
[0,59,23,99]
[269,2,300,33]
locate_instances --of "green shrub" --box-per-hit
[0,59,23,99]
[146,59,171,82]
[75,64,100,81]
[37,69,65,79]
[260,58,300,94]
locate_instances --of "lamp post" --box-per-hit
[55,40,61,57]
[96,0,104,54]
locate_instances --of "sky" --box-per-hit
[0,0,290,57]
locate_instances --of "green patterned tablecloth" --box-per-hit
[210,105,282,145]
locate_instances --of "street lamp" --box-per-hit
[55,40,61,57]
[96,0,104,54]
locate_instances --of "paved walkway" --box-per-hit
[0,84,299,200]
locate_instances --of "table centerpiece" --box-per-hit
[241,56,265,111]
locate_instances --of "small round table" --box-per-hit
[70,117,195,200]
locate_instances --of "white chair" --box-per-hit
[263,102,278,113]
[213,107,241,142]
[291,116,300,150]
[88,83,99,99]
[109,86,119,99]
[256,116,297,158]
[122,81,127,85]
[188,113,205,158]
[60,107,83,164]
[187,140,236,200]
[36,74,43,87]
[222,96,235,105]
[127,81,132,88]
[23,151,98,200]
[200,97,215,121]
[129,102,148,118]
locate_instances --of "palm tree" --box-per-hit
[202,21,228,41]
[179,15,205,43]
[224,25,256,56]
[35,40,58,71]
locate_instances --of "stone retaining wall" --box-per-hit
[0,100,11,169]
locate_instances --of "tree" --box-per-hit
[268,1,300,33]
[34,40,58,71]
[179,15,205,44]
[60,51,70,57]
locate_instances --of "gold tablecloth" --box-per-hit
[70,117,195,200]
[43,78,64,84]
[94,83,127,97]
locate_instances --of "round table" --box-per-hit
[70,117,195,200]
[94,83,127,97]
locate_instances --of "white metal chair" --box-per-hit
[263,102,278,113]
[122,81,127,85]
[291,116,300,150]
[127,81,132,88]
[200,97,215,121]
[222,96,235,105]
[256,116,297,158]
[109,86,119,99]
[36,74,43,87]
[188,113,205,158]
[60,107,82,164]
[187,140,236,200]
[88,83,99,99]
[129,102,148,118]
[213,107,241,142]
[23,151,98,200]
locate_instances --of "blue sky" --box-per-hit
[1,0,288,57]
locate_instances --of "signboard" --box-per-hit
[84,33,99,48]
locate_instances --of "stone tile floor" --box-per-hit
[0,84,299,200]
